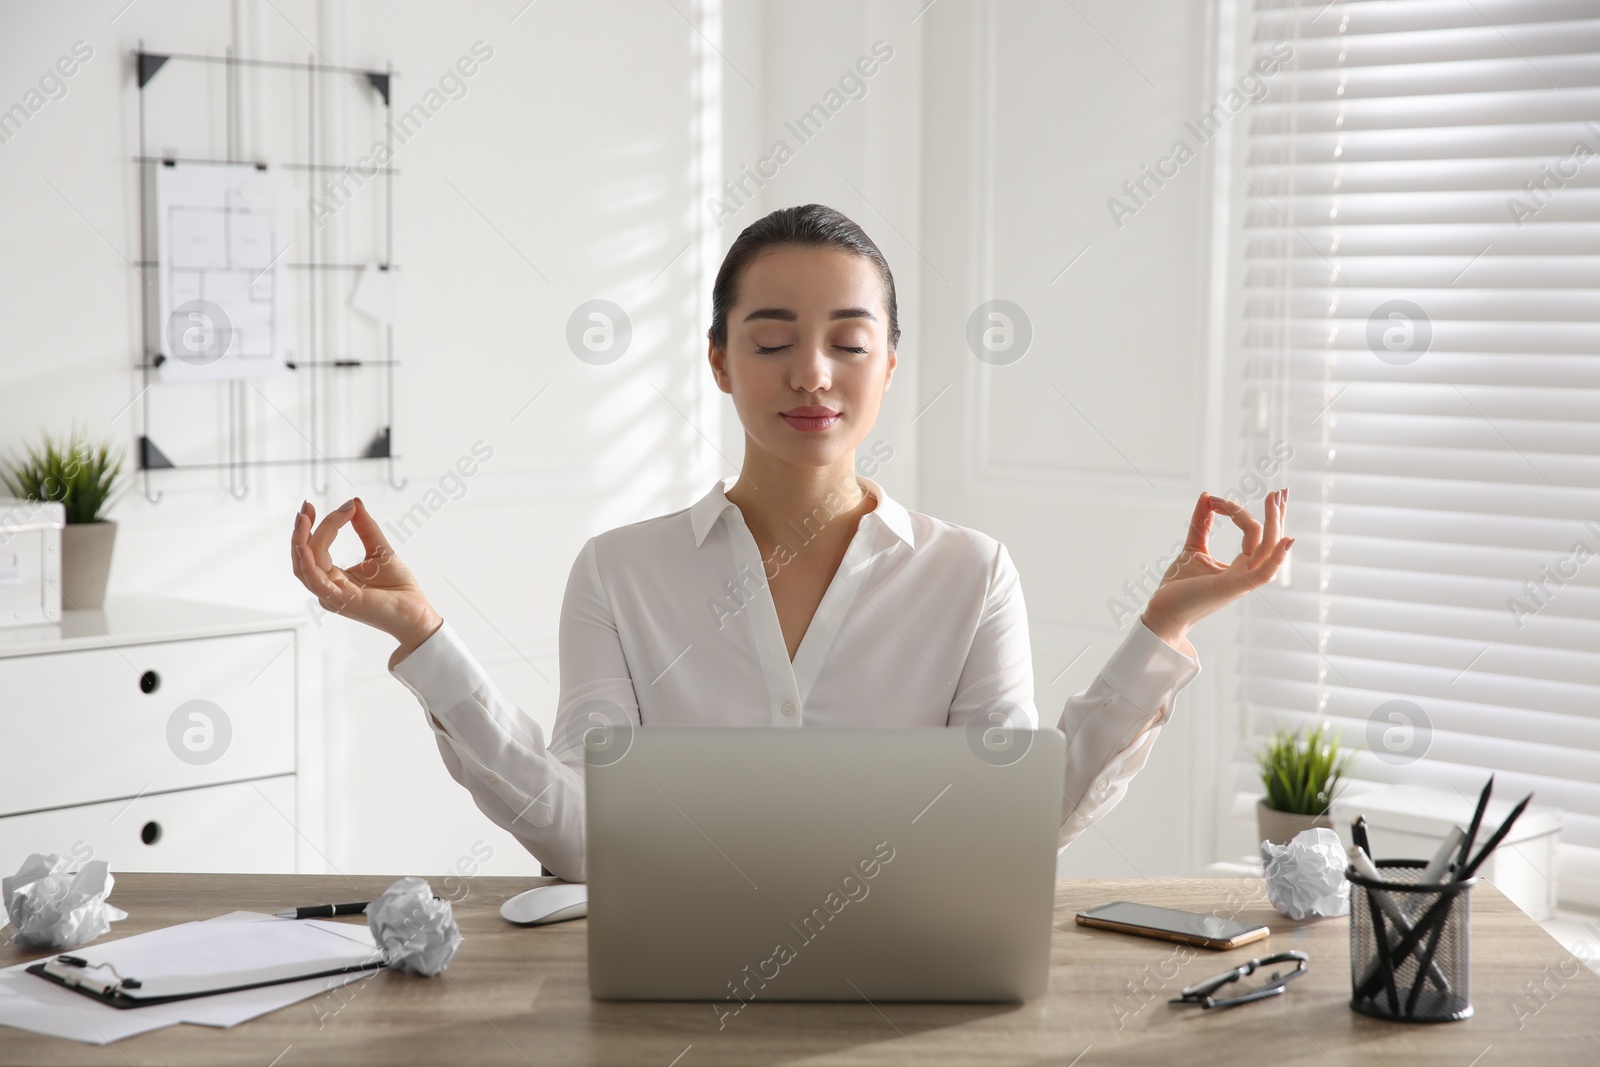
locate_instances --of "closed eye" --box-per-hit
[754,345,869,355]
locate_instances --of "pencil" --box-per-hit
[1461,793,1532,880]
[1456,774,1493,875]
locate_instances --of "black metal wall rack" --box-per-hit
[134,42,406,502]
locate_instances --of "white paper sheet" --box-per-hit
[350,260,406,324]
[0,912,382,1045]
[155,161,292,382]
[0,968,181,1043]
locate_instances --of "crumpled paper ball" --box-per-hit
[2,853,128,950]
[366,877,462,976]
[1260,827,1351,920]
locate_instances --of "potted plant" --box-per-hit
[2,429,125,609]
[1255,721,1353,846]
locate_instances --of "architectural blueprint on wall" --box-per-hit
[155,160,291,382]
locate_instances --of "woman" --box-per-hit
[290,204,1291,884]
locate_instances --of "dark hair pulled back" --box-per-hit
[707,203,900,352]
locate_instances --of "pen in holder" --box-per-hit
[1346,858,1475,1022]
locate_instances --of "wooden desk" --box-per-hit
[3,874,1597,1065]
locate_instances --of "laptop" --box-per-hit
[585,725,1064,1002]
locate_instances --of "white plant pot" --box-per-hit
[61,520,116,609]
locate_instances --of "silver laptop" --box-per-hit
[585,725,1064,1002]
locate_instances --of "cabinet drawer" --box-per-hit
[0,631,295,816]
[0,775,297,874]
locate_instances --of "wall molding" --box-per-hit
[960,1,1190,496]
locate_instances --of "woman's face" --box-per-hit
[710,245,896,470]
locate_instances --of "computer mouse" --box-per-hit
[500,882,588,926]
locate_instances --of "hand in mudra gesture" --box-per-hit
[1139,488,1293,650]
[291,499,442,657]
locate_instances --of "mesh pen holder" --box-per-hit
[1347,858,1475,1022]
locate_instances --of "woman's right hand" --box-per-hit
[291,498,443,663]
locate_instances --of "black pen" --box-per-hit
[1351,815,1371,859]
[275,901,371,919]
[275,896,442,919]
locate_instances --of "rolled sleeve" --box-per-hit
[392,620,491,725]
[1096,618,1201,724]
[388,618,578,865]
[1056,618,1200,849]
[384,537,634,883]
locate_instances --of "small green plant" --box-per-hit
[1257,721,1353,816]
[2,428,125,524]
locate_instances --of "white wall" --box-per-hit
[716,1,925,497]
[715,0,1232,878]
[1,0,1230,879]
[1,0,725,880]
[915,0,1232,877]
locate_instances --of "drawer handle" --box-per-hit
[141,821,162,846]
[140,670,160,694]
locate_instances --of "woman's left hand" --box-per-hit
[1139,488,1293,652]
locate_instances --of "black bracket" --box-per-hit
[137,51,170,88]
[139,436,176,470]
[363,427,392,459]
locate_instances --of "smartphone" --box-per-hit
[1074,901,1270,951]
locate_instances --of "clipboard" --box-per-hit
[24,917,385,1009]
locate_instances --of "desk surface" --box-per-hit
[2,874,1596,1065]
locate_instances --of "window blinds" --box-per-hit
[1233,0,1600,852]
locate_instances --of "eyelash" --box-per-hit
[755,345,869,355]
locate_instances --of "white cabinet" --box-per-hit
[0,775,298,873]
[0,631,296,814]
[0,597,319,875]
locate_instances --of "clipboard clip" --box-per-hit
[55,954,142,990]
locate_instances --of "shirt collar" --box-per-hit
[689,474,915,550]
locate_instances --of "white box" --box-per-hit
[1331,785,1562,921]
[0,499,63,628]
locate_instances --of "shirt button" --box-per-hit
[781,702,795,717]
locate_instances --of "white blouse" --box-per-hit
[389,475,1201,882]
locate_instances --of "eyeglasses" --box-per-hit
[1168,950,1309,1011]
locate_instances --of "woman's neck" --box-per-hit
[723,446,876,553]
